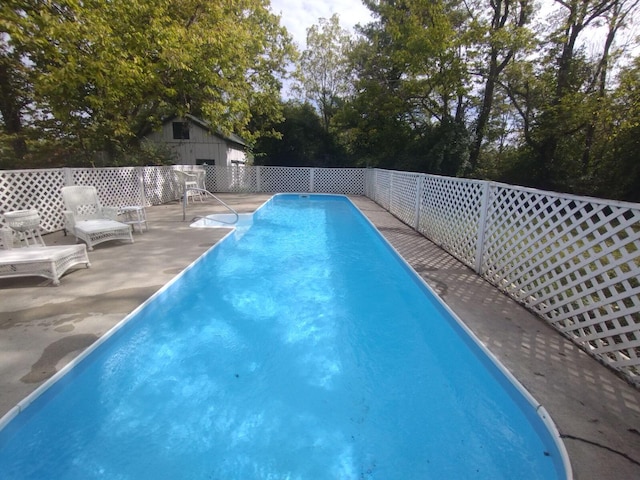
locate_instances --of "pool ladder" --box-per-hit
[182,188,239,224]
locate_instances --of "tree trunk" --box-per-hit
[468,0,529,173]
[0,57,27,159]
[469,55,498,172]
[581,2,622,172]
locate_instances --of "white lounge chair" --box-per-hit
[0,227,90,286]
[61,185,134,251]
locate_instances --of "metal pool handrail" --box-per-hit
[182,188,239,224]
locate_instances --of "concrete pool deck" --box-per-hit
[0,194,638,479]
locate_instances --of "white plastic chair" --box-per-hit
[174,169,205,203]
[61,186,134,251]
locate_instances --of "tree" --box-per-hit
[254,101,325,166]
[467,0,533,173]
[0,0,38,160]
[0,48,29,159]
[253,100,352,167]
[331,20,417,168]
[579,0,639,175]
[502,0,629,190]
[590,56,640,201]
[0,0,294,165]
[335,0,472,172]
[294,14,354,132]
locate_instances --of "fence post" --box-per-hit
[137,167,146,207]
[474,181,491,275]
[309,168,315,193]
[256,166,262,193]
[364,169,369,197]
[63,167,73,186]
[414,174,422,231]
[389,171,393,211]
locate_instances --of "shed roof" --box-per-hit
[166,114,248,148]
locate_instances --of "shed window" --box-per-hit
[172,122,190,140]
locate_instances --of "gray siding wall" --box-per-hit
[146,118,246,166]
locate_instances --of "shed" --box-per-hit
[146,115,248,166]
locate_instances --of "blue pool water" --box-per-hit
[0,194,569,479]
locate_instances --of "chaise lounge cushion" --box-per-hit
[68,219,133,251]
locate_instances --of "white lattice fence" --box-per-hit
[258,167,312,193]
[313,168,365,194]
[367,169,640,383]
[389,171,420,228]
[481,184,640,382]
[418,176,486,269]
[364,169,374,198]
[1,166,370,234]
[0,169,66,232]
[369,169,392,210]
[142,166,179,205]
[205,165,257,193]
[71,168,143,208]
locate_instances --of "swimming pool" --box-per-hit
[0,194,570,479]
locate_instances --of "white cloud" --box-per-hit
[269,0,373,48]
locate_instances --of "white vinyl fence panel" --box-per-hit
[388,171,420,229]
[0,169,66,232]
[313,168,365,195]
[419,176,487,269]
[0,165,365,229]
[203,165,258,192]
[69,167,145,209]
[141,166,180,205]
[482,185,640,377]
[258,166,312,193]
[366,169,391,210]
[365,169,640,384]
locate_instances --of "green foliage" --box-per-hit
[253,100,352,167]
[587,57,640,201]
[294,14,354,131]
[1,0,294,164]
[330,31,412,168]
[497,0,637,194]
[330,0,471,172]
[3,0,640,202]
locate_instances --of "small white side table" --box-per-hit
[120,206,148,234]
[3,209,45,246]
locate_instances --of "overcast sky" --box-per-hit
[269,0,373,49]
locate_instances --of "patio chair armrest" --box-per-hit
[102,206,119,220]
[63,210,76,231]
